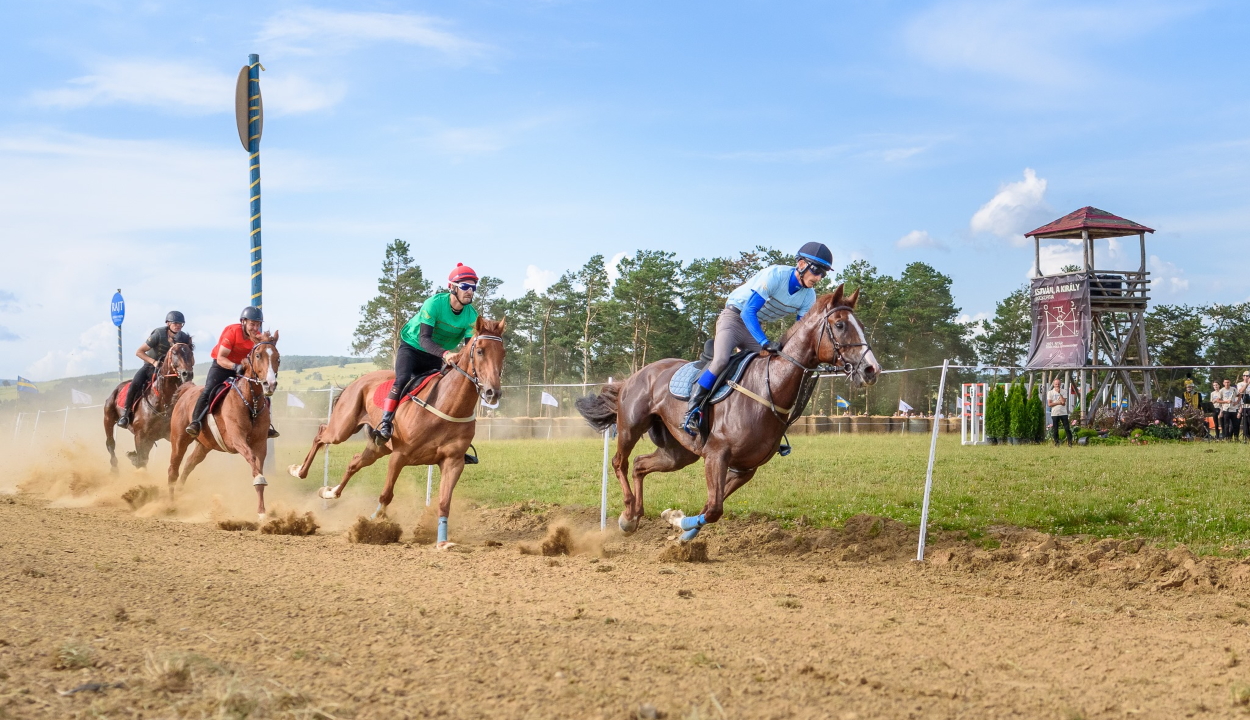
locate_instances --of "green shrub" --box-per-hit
[1142,423,1182,440]
[1007,381,1027,439]
[985,384,1006,439]
[1075,427,1099,439]
[1027,391,1045,442]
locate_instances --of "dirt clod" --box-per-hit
[217,520,258,532]
[261,511,319,536]
[659,540,708,563]
[121,485,160,510]
[347,516,402,545]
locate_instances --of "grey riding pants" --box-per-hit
[708,307,762,378]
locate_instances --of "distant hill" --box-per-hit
[0,355,370,409]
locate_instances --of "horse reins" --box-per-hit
[411,334,504,423]
[232,340,277,419]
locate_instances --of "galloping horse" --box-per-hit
[103,342,195,471]
[576,286,879,542]
[288,317,505,548]
[166,332,281,521]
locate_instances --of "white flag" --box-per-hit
[70,389,92,405]
[898,399,913,413]
[286,393,305,408]
[1174,396,1183,409]
[540,391,559,407]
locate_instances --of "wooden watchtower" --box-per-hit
[1025,207,1155,422]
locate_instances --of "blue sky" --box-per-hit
[1,0,1247,379]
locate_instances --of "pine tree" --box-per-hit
[351,240,431,368]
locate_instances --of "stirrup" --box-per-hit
[116,413,130,429]
[682,408,702,436]
[463,443,479,465]
[267,425,280,439]
[373,421,393,443]
[185,421,201,437]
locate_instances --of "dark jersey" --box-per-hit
[143,326,193,361]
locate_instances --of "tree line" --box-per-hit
[352,241,1241,415]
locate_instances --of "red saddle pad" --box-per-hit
[114,382,131,410]
[206,381,235,414]
[371,373,438,408]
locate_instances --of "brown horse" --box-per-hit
[575,286,878,542]
[287,317,505,548]
[103,342,196,471]
[166,332,281,521]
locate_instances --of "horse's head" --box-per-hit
[249,330,281,396]
[165,341,196,383]
[467,317,506,406]
[808,285,880,387]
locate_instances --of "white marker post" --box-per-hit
[600,377,613,531]
[60,407,70,440]
[916,359,950,562]
[426,466,433,507]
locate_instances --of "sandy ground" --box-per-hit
[3,445,1250,719]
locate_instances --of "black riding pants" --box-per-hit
[1050,414,1071,445]
[387,341,444,403]
[191,363,237,424]
[124,362,157,411]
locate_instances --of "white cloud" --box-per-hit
[28,321,119,379]
[896,230,945,250]
[523,265,557,292]
[605,252,629,285]
[903,0,1184,86]
[970,168,1050,242]
[1035,239,1084,277]
[30,59,342,115]
[959,312,991,336]
[30,60,233,113]
[258,8,488,59]
[1149,255,1189,294]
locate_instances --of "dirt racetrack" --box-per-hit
[4,463,1250,718]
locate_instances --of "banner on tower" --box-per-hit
[1026,273,1091,369]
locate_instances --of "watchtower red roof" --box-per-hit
[1025,206,1154,240]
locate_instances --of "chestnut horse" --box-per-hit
[288,317,505,549]
[103,342,195,471]
[166,332,281,521]
[576,286,879,542]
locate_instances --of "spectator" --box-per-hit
[1212,381,1226,438]
[1239,372,1250,442]
[1221,378,1238,440]
[1047,378,1072,447]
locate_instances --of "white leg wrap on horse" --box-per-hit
[253,474,268,486]
[660,508,685,530]
[287,464,302,478]
[318,486,337,500]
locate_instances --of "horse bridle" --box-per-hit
[158,342,193,380]
[443,335,504,398]
[753,305,874,424]
[232,341,277,418]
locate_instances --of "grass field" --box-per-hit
[276,434,1250,555]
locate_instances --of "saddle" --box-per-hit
[371,371,441,408]
[668,349,756,405]
[114,375,159,411]
[206,380,237,415]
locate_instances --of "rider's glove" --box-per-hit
[760,340,775,353]
[233,363,244,374]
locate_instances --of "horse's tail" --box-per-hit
[576,383,621,432]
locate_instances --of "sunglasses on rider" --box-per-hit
[455,282,478,292]
[804,264,828,278]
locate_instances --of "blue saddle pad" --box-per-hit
[668,355,754,405]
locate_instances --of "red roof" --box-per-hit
[1025,206,1154,240]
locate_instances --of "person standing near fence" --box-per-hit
[1220,378,1238,441]
[1238,371,1250,442]
[1047,378,1072,447]
[1212,380,1226,439]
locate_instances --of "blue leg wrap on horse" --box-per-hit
[680,526,703,542]
[437,516,448,543]
[697,370,717,390]
[680,514,706,531]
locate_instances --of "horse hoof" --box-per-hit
[617,512,639,535]
[252,475,267,487]
[435,541,457,552]
[287,464,303,479]
[258,513,267,525]
[317,486,338,500]
[660,508,686,531]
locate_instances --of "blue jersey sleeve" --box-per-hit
[742,291,769,345]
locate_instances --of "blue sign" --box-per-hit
[110,291,125,327]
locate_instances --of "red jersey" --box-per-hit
[211,324,256,364]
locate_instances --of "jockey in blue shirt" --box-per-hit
[683,241,833,435]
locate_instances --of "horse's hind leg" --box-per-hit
[104,417,119,473]
[610,417,651,535]
[177,443,210,488]
[633,426,699,524]
[322,441,391,500]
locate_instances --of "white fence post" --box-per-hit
[600,377,613,531]
[426,465,433,507]
[916,359,950,562]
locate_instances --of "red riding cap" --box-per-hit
[449,263,478,284]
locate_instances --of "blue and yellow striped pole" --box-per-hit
[247,53,263,309]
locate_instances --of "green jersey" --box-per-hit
[400,292,478,352]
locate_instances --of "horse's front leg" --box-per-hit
[370,453,410,520]
[434,455,466,549]
[661,447,729,543]
[235,437,269,523]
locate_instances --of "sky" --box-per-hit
[0,0,1247,380]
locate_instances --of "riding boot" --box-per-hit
[267,424,280,439]
[375,397,400,442]
[117,409,131,429]
[186,387,211,437]
[682,384,713,436]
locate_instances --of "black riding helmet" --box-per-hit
[165,310,186,324]
[797,242,833,271]
[240,306,263,323]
